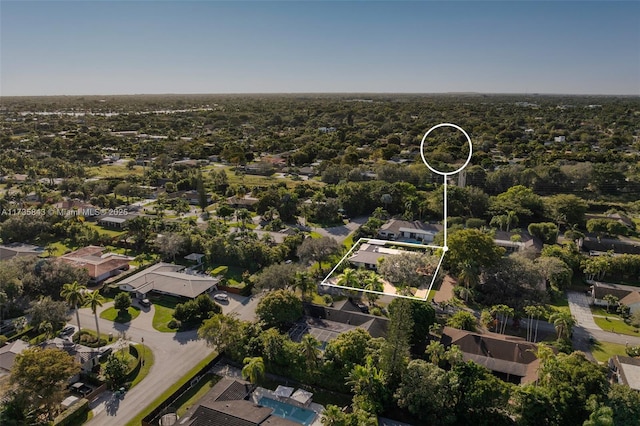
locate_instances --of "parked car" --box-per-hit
[139,298,151,307]
[213,293,229,302]
[59,325,75,337]
[70,382,92,397]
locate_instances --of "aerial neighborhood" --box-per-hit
[0,92,638,426]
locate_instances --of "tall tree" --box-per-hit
[381,298,413,388]
[60,281,86,334]
[458,260,480,302]
[10,347,80,421]
[297,236,340,275]
[86,290,105,340]
[299,334,321,372]
[242,357,265,384]
[549,311,576,340]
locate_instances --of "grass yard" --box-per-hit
[100,306,141,323]
[548,293,571,315]
[591,306,623,318]
[85,221,126,238]
[130,344,154,388]
[594,316,640,336]
[86,164,144,179]
[151,295,182,332]
[591,340,629,363]
[125,351,218,426]
[174,374,222,417]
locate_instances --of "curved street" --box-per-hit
[69,302,213,426]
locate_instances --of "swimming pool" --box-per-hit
[258,397,316,425]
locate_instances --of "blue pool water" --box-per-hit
[258,397,316,425]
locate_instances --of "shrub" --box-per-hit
[167,319,181,329]
[322,294,333,305]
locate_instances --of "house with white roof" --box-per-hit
[118,262,221,299]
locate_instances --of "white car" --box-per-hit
[213,293,229,302]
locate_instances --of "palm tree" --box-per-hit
[60,281,87,334]
[458,260,480,302]
[321,405,347,425]
[490,304,514,334]
[506,210,518,232]
[38,321,54,340]
[241,356,265,384]
[346,356,385,396]
[86,290,105,340]
[603,294,619,313]
[549,311,576,340]
[363,272,384,305]
[336,268,358,289]
[235,208,251,232]
[292,271,315,301]
[425,340,446,366]
[300,334,321,371]
[524,305,547,343]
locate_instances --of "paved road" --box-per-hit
[70,302,213,426]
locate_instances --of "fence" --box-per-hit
[141,353,224,426]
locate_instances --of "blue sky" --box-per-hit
[1,1,639,96]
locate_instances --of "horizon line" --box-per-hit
[2,91,639,98]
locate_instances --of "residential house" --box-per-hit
[227,195,259,210]
[0,340,30,374]
[294,300,390,347]
[378,219,443,243]
[170,378,300,426]
[0,242,45,261]
[43,338,103,379]
[579,236,640,256]
[440,327,545,384]
[493,231,543,255]
[590,282,640,314]
[348,241,404,270]
[118,262,220,300]
[59,246,131,284]
[97,216,130,229]
[609,355,640,391]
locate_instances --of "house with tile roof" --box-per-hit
[59,246,131,284]
[0,340,30,374]
[0,242,45,261]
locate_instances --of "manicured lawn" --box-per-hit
[85,222,126,238]
[130,344,154,388]
[174,374,222,417]
[86,164,144,179]
[591,306,623,317]
[151,295,182,332]
[100,306,141,323]
[125,351,218,426]
[591,340,629,363]
[594,316,640,336]
[342,233,355,250]
[309,231,323,239]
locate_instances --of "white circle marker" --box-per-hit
[420,123,473,176]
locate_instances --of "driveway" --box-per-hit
[71,303,213,426]
[567,291,599,330]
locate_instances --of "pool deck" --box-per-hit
[211,360,325,426]
[251,387,325,426]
